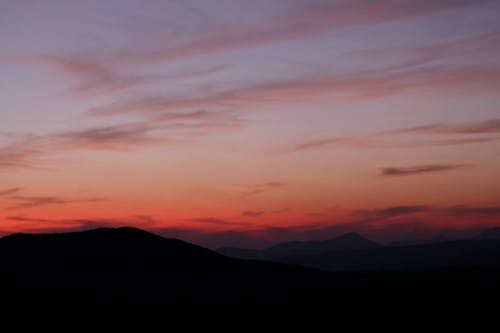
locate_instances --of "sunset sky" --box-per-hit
[1,0,499,248]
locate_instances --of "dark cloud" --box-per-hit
[242,211,264,218]
[286,117,500,153]
[378,206,430,216]
[380,164,467,176]
[393,118,500,135]
[6,196,71,210]
[5,216,54,223]
[448,206,500,215]
[4,192,109,210]
[191,217,247,226]
[287,135,498,153]
[0,188,21,196]
[241,182,287,198]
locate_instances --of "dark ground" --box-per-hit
[1,227,499,324]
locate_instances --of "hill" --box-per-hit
[280,239,500,271]
[219,232,380,259]
[479,227,500,239]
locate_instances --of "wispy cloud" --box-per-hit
[377,205,430,216]
[288,135,498,152]
[287,119,500,153]
[241,181,287,199]
[6,196,72,210]
[2,216,126,234]
[380,164,467,177]
[6,215,55,223]
[0,188,21,196]
[34,53,227,97]
[390,119,500,136]
[89,66,500,117]
[448,206,500,215]
[242,210,264,218]
[354,205,432,221]
[5,195,108,210]
[0,110,244,170]
[355,204,500,221]
[0,188,108,210]
[191,217,247,226]
[88,0,495,66]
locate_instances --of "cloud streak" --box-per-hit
[380,164,467,177]
[5,195,108,210]
[34,53,227,97]
[391,119,500,136]
[0,188,21,196]
[191,217,247,226]
[241,182,287,199]
[0,188,108,210]
[89,65,500,117]
[287,119,500,152]
[90,0,496,66]
[242,211,264,218]
[0,110,244,170]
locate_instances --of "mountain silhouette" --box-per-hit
[388,234,455,247]
[219,232,381,260]
[479,227,500,239]
[280,239,500,271]
[1,227,500,321]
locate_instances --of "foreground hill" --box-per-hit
[219,232,381,259]
[1,227,499,321]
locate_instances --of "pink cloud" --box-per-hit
[89,65,500,117]
[0,110,244,171]
[92,0,494,66]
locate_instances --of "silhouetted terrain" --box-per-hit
[388,234,455,247]
[479,227,500,239]
[219,232,381,259]
[280,239,500,271]
[1,227,500,321]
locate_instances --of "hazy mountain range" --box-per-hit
[219,232,381,259]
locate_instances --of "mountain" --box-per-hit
[388,234,456,247]
[219,232,381,260]
[1,227,500,321]
[280,239,500,271]
[479,227,500,239]
[0,227,360,320]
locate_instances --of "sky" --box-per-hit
[1,0,499,248]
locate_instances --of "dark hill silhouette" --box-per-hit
[219,232,381,260]
[388,234,456,246]
[479,227,500,239]
[280,239,500,271]
[1,227,500,321]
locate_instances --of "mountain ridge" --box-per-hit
[219,231,381,259]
